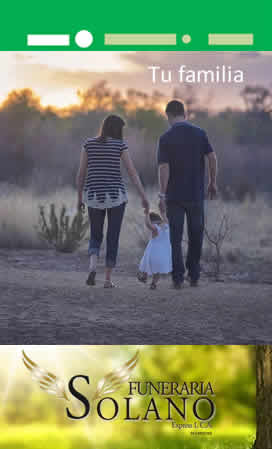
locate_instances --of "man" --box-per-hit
[158,100,217,289]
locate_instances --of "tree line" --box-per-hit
[0,82,271,200]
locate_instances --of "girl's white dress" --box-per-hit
[139,224,172,275]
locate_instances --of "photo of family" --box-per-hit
[1,51,271,344]
[77,102,217,290]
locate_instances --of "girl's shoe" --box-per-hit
[86,271,96,286]
[104,280,116,288]
[150,282,157,290]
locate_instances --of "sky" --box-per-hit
[1,51,271,109]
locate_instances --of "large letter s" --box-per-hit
[66,375,90,419]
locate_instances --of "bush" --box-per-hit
[204,213,230,280]
[37,204,89,252]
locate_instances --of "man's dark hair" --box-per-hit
[165,100,185,117]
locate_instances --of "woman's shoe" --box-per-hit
[150,282,157,290]
[86,271,96,286]
[104,280,116,288]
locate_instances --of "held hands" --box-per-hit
[207,182,218,200]
[152,228,159,238]
[77,197,85,213]
[158,197,166,216]
[142,197,150,215]
[161,211,168,224]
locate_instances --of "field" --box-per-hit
[1,185,272,281]
[0,186,271,344]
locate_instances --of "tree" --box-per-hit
[241,86,272,114]
[254,345,272,449]
[238,85,272,145]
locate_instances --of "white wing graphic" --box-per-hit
[22,350,69,401]
[93,350,139,400]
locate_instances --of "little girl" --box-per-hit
[138,211,172,289]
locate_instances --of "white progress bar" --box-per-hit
[27,34,70,46]
[208,34,253,45]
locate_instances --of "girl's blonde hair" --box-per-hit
[149,212,163,223]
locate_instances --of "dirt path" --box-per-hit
[1,250,271,344]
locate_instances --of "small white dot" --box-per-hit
[182,34,191,44]
[75,30,93,48]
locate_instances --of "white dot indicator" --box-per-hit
[182,34,191,44]
[75,30,93,48]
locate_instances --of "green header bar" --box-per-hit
[1,1,271,50]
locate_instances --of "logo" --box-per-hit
[22,350,216,425]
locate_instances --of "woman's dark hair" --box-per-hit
[149,212,162,223]
[165,100,185,117]
[98,115,125,142]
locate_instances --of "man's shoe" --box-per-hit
[190,279,199,287]
[172,281,184,290]
[86,271,96,286]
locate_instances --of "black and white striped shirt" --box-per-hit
[83,137,128,209]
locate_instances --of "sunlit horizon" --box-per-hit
[1,51,140,108]
[1,51,271,109]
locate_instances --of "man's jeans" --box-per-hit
[167,201,204,283]
[88,203,126,268]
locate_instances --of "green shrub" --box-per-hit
[37,204,89,252]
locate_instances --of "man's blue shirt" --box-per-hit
[158,121,214,203]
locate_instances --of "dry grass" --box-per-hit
[125,189,272,267]
[0,185,79,249]
[0,184,272,270]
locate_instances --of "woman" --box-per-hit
[77,114,149,288]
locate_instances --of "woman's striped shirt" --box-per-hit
[83,137,128,209]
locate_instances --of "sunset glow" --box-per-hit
[0,51,272,109]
